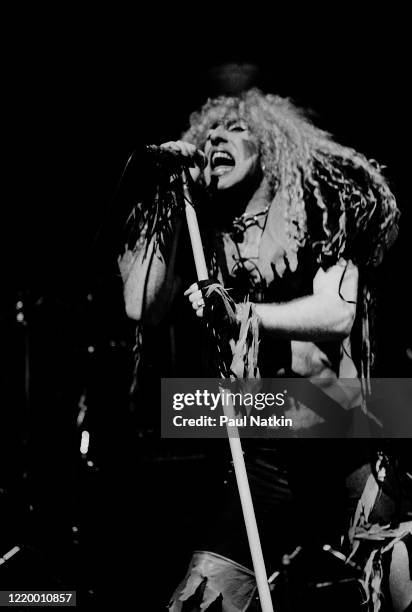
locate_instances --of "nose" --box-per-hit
[208,125,228,146]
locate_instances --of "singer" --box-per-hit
[118,90,411,611]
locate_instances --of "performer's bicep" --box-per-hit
[313,259,359,305]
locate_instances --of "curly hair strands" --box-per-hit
[183,88,399,272]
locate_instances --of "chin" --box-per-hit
[215,179,235,190]
[214,172,239,190]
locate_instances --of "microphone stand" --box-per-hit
[182,171,275,612]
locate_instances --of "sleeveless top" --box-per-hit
[203,191,362,431]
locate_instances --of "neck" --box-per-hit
[204,176,271,230]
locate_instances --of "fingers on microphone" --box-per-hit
[160,141,182,154]
[177,141,196,157]
[160,141,202,167]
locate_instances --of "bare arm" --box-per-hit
[119,140,203,325]
[186,259,358,341]
[254,260,358,341]
[119,219,182,325]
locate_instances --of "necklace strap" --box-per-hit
[233,205,270,223]
[232,206,270,241]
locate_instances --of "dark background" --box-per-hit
[1,11,411,610]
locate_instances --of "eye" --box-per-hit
[227,120,248,132]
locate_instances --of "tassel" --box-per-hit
[230,302,260,380]
[202,284,261,382]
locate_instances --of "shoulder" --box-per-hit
[313,259,358,304]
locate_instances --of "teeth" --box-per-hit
[211,150,235,171]
[212,151,233,162]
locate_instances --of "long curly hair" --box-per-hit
[183,89,399,270]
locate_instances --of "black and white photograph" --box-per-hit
[2,11,412,611]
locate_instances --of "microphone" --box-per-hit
[143,145,207,171]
